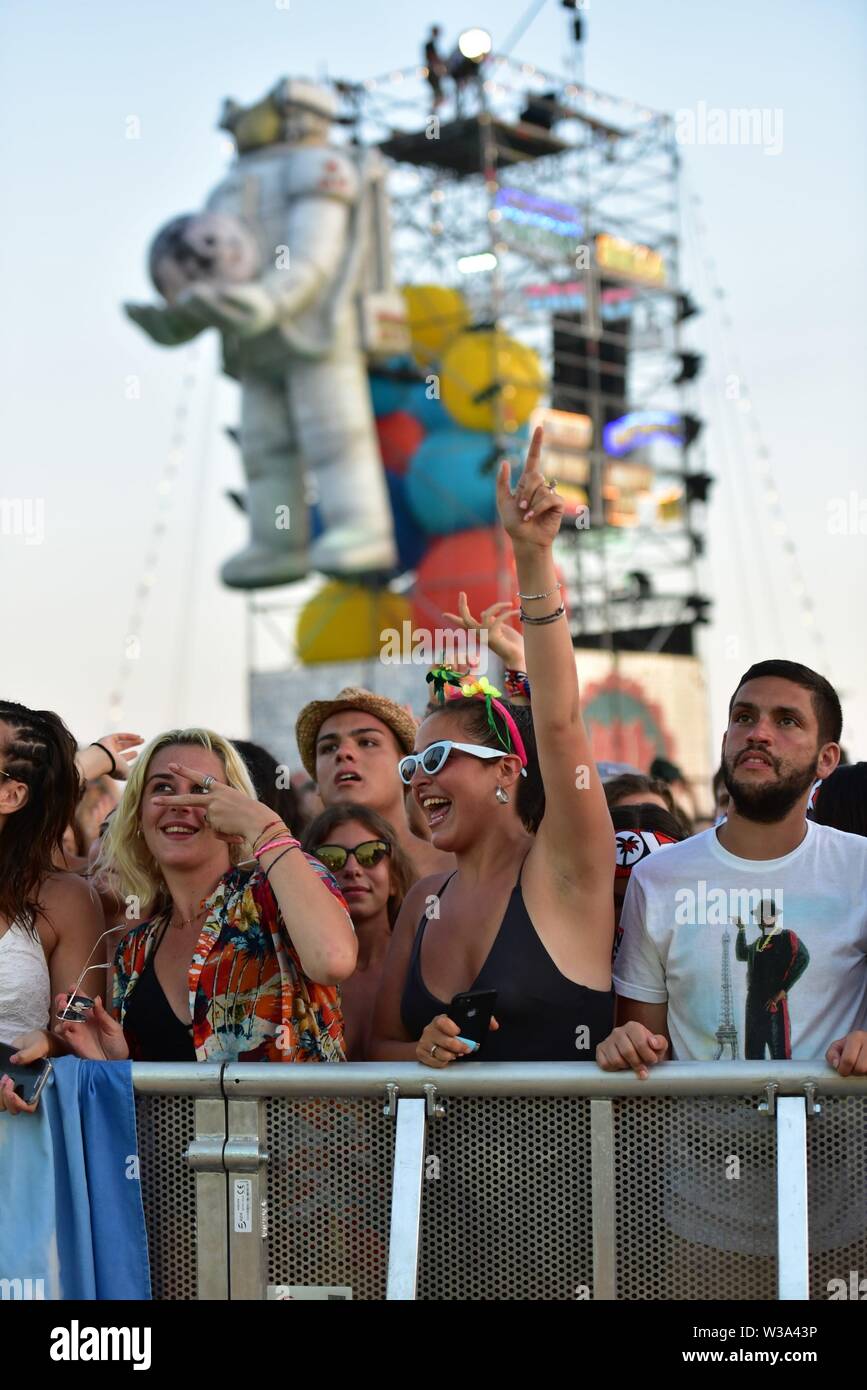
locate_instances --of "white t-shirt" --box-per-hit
[614,821,867,1062]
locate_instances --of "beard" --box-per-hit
[722,750,818,824]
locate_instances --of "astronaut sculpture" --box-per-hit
[126,80,400,588]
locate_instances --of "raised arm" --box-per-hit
[496,428,614,887]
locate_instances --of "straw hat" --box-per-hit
[295,687,419,780]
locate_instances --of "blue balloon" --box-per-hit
[369,356,417,418]
[405,430,504,536]
[405,382,451,432]
[385,470,429,572]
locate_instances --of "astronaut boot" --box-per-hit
[220,475,310,589]
[309,520,397,577]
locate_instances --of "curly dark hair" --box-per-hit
[422,697,544,833]
[0,700,82,931]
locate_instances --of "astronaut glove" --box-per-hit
[175,282,278,338]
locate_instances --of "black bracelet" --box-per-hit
[262,845,296,883]
[519,604,566,626]
[91,741,117,775]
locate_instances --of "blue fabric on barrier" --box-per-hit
[0,1058,150,1301]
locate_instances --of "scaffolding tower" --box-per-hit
[247,49,711,675]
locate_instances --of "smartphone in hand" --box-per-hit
[447,989,498,1048]
[0,1041,52,1108]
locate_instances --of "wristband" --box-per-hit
[519,604,566,626]
[503,669,531,699]
[254,835,301,860]
[252,819,286,851]
[91,741,117,776]
[262,845,300,882]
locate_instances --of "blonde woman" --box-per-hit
[58,728,356,1064]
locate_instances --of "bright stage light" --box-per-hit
[458,28,492,61]
[457,252,498,274]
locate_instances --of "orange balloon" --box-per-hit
[412,527,519,638]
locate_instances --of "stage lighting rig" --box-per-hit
[449,27,493,82]
[684,471,714,504]
[675,351,703,383]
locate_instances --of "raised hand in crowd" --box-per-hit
[441,593,526,675]
[75,731,143,783]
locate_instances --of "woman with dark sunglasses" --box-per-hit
[370,429,616,1067]
[303,804,413,1060]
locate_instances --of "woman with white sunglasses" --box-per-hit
[369,429,615,1066]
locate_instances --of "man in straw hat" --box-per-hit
[296,687,454,882]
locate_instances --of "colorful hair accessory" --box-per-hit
[447,681,528,769]
[426,664,465,705]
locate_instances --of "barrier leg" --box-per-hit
[226,1098,269,1300]
[386,1097,427,1300]
[776,1096,809,1299]
[591,1098,616,1299]
[186,1098,230,1300]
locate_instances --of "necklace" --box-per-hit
[168,903,209,932]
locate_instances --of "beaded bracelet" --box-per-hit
[503,669,532,699]
[254,834,301,860]
[519,603,566,626]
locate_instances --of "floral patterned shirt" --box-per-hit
[113,857,348,1063]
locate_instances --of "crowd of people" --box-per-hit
[2,430,866,1116]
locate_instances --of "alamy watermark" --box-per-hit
[0,498,44,545]
[675,102,783,157]
[379,622,489,673]
[674,884,783,927]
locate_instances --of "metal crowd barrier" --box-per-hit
[132,1062,867,1302]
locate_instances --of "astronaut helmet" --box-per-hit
[271,79,338,144]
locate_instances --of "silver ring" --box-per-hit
[547,479,557,490]
[430,1044,439,1059]
[201,775,216,792]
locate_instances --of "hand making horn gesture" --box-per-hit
[496,426,564,549]
[152,761,275,848]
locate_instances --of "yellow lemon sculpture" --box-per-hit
[441,330,544,433]
[402,284,470,366]
[297,582,412,664]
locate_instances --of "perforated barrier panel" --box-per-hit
[265,1096,395,1300]
[613,1095,778,1300]
[135,1095,198,1301]
[134,1074,867,1301]
[418,1096,594,1300]
[807,1095,867,1300]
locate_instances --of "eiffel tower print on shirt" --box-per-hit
[713,923,740,1059]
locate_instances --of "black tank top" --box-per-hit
[400,865,614,1061]
[123,917,196,1062]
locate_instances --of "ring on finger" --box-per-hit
[431,1043,439,1059]
[201,774,216,792]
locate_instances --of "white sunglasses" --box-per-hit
[398,739,526,784]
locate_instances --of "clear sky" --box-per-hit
[1,0,865,767]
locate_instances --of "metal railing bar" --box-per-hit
[205,1061,867,1100]
[130,1062,225,1095]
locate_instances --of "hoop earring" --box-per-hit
[495,786,510,804]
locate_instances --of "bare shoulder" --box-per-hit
[398,873,448,922]
[42,871,101,915]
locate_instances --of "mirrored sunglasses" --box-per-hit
[315,839,391,872]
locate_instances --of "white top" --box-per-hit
[614,820,867,1061]
[0,920,51,1045]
